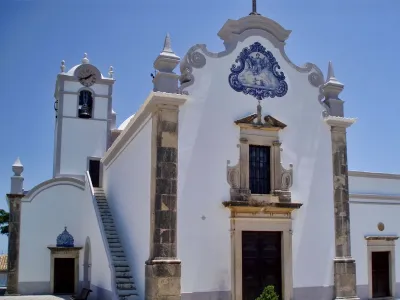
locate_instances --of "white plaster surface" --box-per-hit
[103,116,152,298]
[19,178,111,295]
[177,33,334,292]
[59,118,107,175]
[349,173,400,287]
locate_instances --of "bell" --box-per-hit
[79,103,92,119]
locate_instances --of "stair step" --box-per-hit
[117,283,136,290]
[115,267,130,272]
[115,271,132,278]
[109,243,122,248]
[118,295,139,300]
[114,261,129,267]
[118,289,138,296]
[111,249,124,254]
[107,238,120,243]
[113,256,128,261]
[116,277,132,283]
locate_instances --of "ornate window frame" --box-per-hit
[226,110,293,203]
[365,236,398,299]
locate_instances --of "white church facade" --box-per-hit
[5,5,400,300]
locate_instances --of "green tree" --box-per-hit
[255,285,279,300]
[0,209,9,236]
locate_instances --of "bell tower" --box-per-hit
[53,54,116,181]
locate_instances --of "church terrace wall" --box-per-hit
[103,115,152,298]
[349,172,400,299]
[177,33,336,299]
[18,179,111,297]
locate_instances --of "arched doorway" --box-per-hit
[83,237,91,289]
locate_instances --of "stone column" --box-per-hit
[6,158,24,296]
[329,121,359,300]
[322,61,359,299]
[146,104,181,300]
[271,141,282,194]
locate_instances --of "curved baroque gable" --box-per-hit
[179,15,325,106]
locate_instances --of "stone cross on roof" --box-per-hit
[250,0,260,15]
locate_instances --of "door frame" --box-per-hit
[87,156,102,188]
[48,246,82,294]
[231,213,293,300]
[365,236,398,299]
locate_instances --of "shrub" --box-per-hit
[255,285,279,300]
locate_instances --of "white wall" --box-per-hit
[60,118,107,175]
[64,81,109,96]
[103,116,152,298]
[177,33,335,293]
[19,181,111,294]
[349,173,400,287]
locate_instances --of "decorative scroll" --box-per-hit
[281,163,293,191]
[226,160,240,189]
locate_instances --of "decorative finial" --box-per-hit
[324,61,343,88]
[60,60,65,73]
[323,61,345,117]
[250,0,260,15]
[12,157,23,176]
[82,53,89,64]
[108,66,114,78]
[163,33,173,53]
[327,61,336,81]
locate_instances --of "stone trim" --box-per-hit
[6,194,22,295]
[102,92,188,167]
[230,215,293,300]
[349,171,400,180]
[145,99,183,300]
[364,237,398,299]
[47,246,82,294]
[350,194,400,201]
[22,177,85,202]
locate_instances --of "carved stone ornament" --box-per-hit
[281,163,293,191]
[229,42,288,100]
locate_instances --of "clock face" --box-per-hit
[77,66,97,87]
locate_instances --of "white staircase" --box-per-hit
[94,188,139,300]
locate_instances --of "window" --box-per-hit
[78,91,93,119]
[249,145,271,194]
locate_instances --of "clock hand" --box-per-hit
[80,74,93,80]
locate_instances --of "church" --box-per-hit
[5,2,400,300]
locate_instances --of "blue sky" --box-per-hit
[0,0,399,253]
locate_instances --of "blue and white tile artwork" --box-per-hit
[229,42,288,100]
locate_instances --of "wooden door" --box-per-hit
[53,258,75,294]
[242,231,282,300]
[372,251,390,298]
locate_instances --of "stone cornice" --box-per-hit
[102,92,188,167]
[349,170,400,180]
[364,236,399,241]
[324,115,357,128]
[218,15,291,44]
